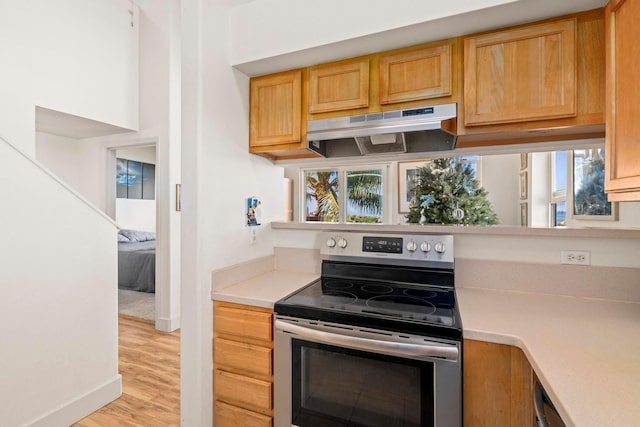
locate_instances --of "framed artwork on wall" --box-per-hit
[520,203,528,227]
[520,152,528,170]
[519,171,528,200]
[397,160,430,213]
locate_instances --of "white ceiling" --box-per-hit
[35,106,134,139]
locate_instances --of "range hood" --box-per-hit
[307,103,457,158]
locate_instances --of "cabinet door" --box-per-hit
[379,44,452,104]
[308,59,369,113]
[464,18,577,126]
[463,340,535,427]
[605,0,640,200]
[250,70,302,147]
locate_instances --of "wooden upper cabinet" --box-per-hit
[308,59,369,114]
[605,0,640,201]
[250,70,302,147]
[379,43,452,104]
[464,18,577,126]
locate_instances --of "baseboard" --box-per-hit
[156,315,180,332]
[29,375,122,427]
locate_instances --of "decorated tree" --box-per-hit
[574,149,611,216]
[406,157,499,225]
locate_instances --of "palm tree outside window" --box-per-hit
[304,165,386,223]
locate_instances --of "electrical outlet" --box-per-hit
[560,250,590,266]
[250,228,257,245]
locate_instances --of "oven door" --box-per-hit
[274,317,461,427]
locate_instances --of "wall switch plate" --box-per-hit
[561,250,590,266]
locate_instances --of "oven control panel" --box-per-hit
[321,232,454,266]
[362,236,403,253]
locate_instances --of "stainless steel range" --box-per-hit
[274,232,462,427]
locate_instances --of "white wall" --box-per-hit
[79,0,183,333]
[530,152,551,227]
[272,229,640,269]
[481,154,520,226]
[229,0,606,75]
[116,146,156,164]
[0,2,139,423]
[0,141,121,427]
[116,199,157,232]
[36,138,160,232]
[181,0,290,423]
[0,0,139,155]
[35,132,83,190]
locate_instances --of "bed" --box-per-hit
[118,229,156,293]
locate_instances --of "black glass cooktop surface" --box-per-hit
[275,261,462,340]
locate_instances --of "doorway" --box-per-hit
[112,144,158,322]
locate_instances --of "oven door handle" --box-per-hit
[275,319,458,361]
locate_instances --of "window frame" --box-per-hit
[301,163,390,224]
[550,151,568,226]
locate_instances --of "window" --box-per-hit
[304,169,339,222]
[550,151,568,226]
[453,155,480,183]
[304,165,386,223]
[571,148,614,219]
[117,158,156,200]
[550,148,614,226]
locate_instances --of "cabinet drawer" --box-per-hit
[214,303,273,343]
[214,337,272,377]
[215,369,272,414]
[215,400,272,427]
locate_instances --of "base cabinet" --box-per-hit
[215,401,272,427]
[214,301,274,427]
[463,339,536,427]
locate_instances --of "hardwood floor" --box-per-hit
[74,315,180,427]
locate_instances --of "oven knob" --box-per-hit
[337,237,348,248]
[406,240,417,252]
[420,241,431,253]
[434,241,446,254]
[326,237,337,248]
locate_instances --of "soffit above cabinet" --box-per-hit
[230,0,607,76]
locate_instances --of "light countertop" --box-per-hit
[457,287,640,427]
[212,270,318,308]
[213,272,640,426]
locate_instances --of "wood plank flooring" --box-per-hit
[74,315,180,427]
